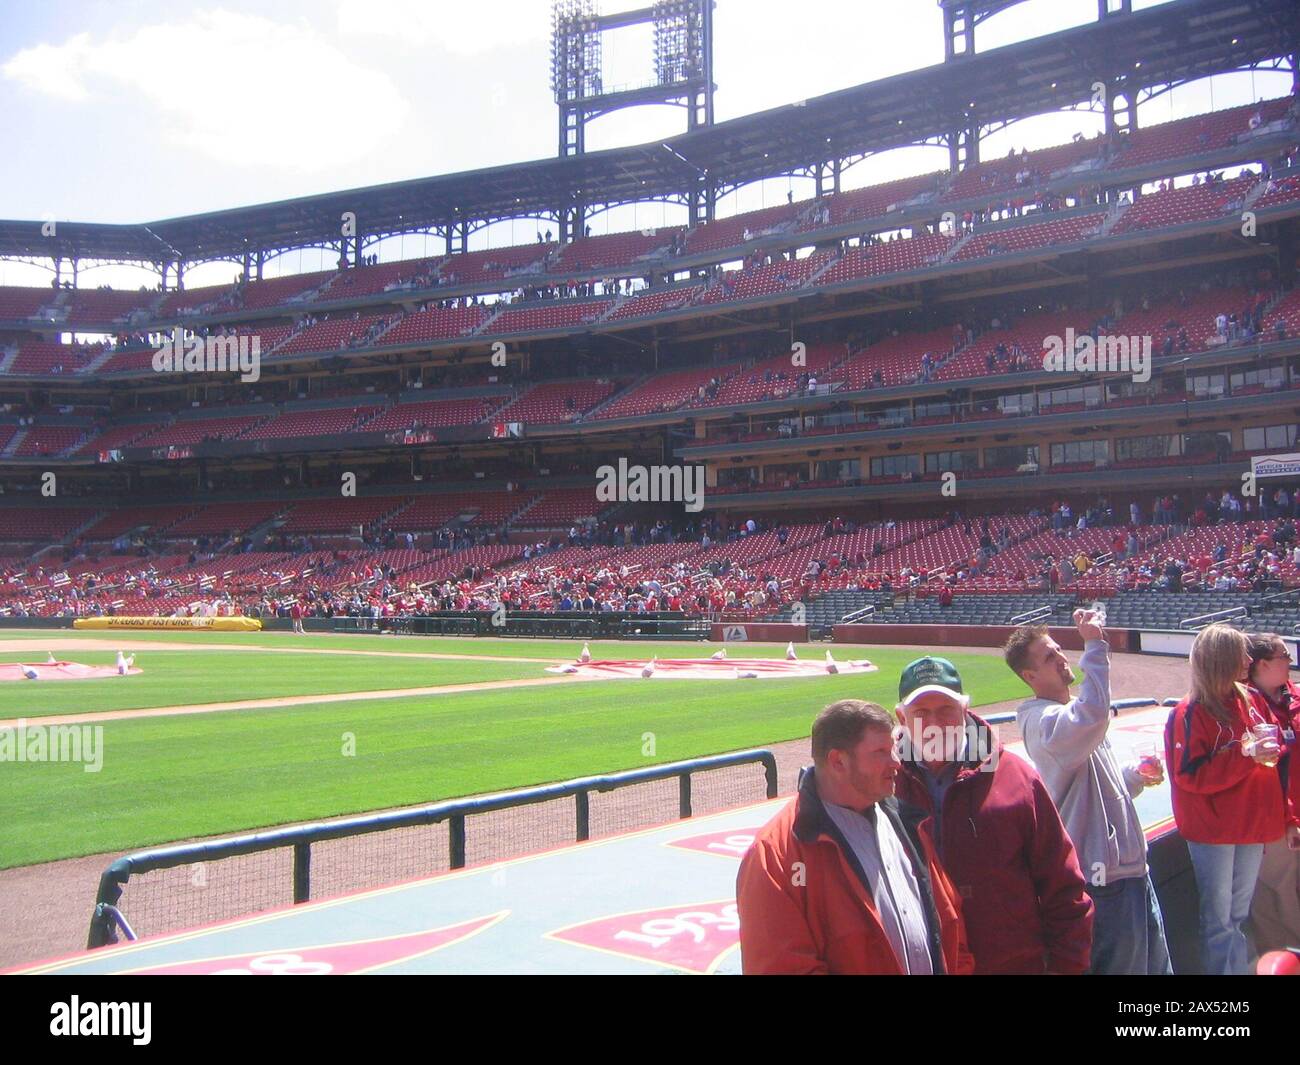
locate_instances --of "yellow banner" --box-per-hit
[73,616,263,631]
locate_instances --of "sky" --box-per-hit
[1,0,1291,288]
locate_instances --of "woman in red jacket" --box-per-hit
[1164,623,1291,974]
[1245,632,1300,952]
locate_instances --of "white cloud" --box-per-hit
[2,32,97,101]
[3,10,410,175]
[337,0,549,55]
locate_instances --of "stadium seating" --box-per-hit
[515,487,609,527]
[274,315,393,355]
[158,284,233,316]
[700,251,837,304]
[816,232,952,285]
[279,497,406,534]
[1110,176,1257,234]
[380,305,491,343]
[167,501,286,538]
[74,422,163,455]
[462,490,539,527]
[317,257,439,300]
[0,286,56,320]
[685,202,801,254]
[605,284,705,320]
[952,210,1106,261]
[1252,173,1300,212]
[553,229,679,273]
[241,406,380,440]
[942,140,1097,203]
[484,300,613,334]
[386,495,483,532]
[438,244,551,284]
[0,507,98,543]
[237,271,334,309]
[79,504,198,542]
[133,416,266,448]
[366,395,508,431]
[827,326,960,390]
[593,361,743,419]
[940,310,1093,382]
[64,289,153,325]
[1112,287,1254,353]
[493,380,617,423]
[1262,286,1300,338]
[704,343,847,407]
[801,173,941,229]
[12,426,88,457]
[1106,98,1293,171]
[9,341,97,375]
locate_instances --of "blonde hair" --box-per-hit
[1188,623,1248,725]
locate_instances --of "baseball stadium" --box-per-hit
[2,0,1300,985]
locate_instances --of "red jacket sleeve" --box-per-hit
[1027,773,1095,974]
[736,841,826,975]
[1166,699,1257,795]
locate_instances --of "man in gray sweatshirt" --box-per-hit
[1003,608,1172,974]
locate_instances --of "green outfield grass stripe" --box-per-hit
[0,651,546,716]
[0,646,1027,868]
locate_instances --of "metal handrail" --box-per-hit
[87,749,778,949]
[841,604,876,623]
[1179,605,1248,630]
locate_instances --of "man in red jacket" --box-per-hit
[892,656,1093,974]
[736,699,974,975]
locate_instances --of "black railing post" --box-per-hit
[575,791,590,841]
[762,753,778,798]
[679,773,692,819]
[450,814,466,868]
[292,842,311,903]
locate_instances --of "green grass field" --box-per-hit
[0,630,1029,868]
[0,650,546,715]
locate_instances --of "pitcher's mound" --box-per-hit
[1,661,143,682]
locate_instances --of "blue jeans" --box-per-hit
[1085,873,1173,975]
[1186,842,1266,975]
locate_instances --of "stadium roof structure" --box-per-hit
[0,0,1295,270]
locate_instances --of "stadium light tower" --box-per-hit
[550,0,715,159]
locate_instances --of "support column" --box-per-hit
[1106,82,1135,137]
[943,3,974,61]
[690,176,715,226]
[559,201,587,245]
[949,123,980,172]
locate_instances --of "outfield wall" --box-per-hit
[1138,629,1300,665]
[711,623,809,643]
[832,623,1134,653]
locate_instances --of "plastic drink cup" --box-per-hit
[1136,743,1162,781]
[1253,723,1280,767]
[1243,723,1280,766]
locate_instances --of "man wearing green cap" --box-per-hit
[893,655,1094,974]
